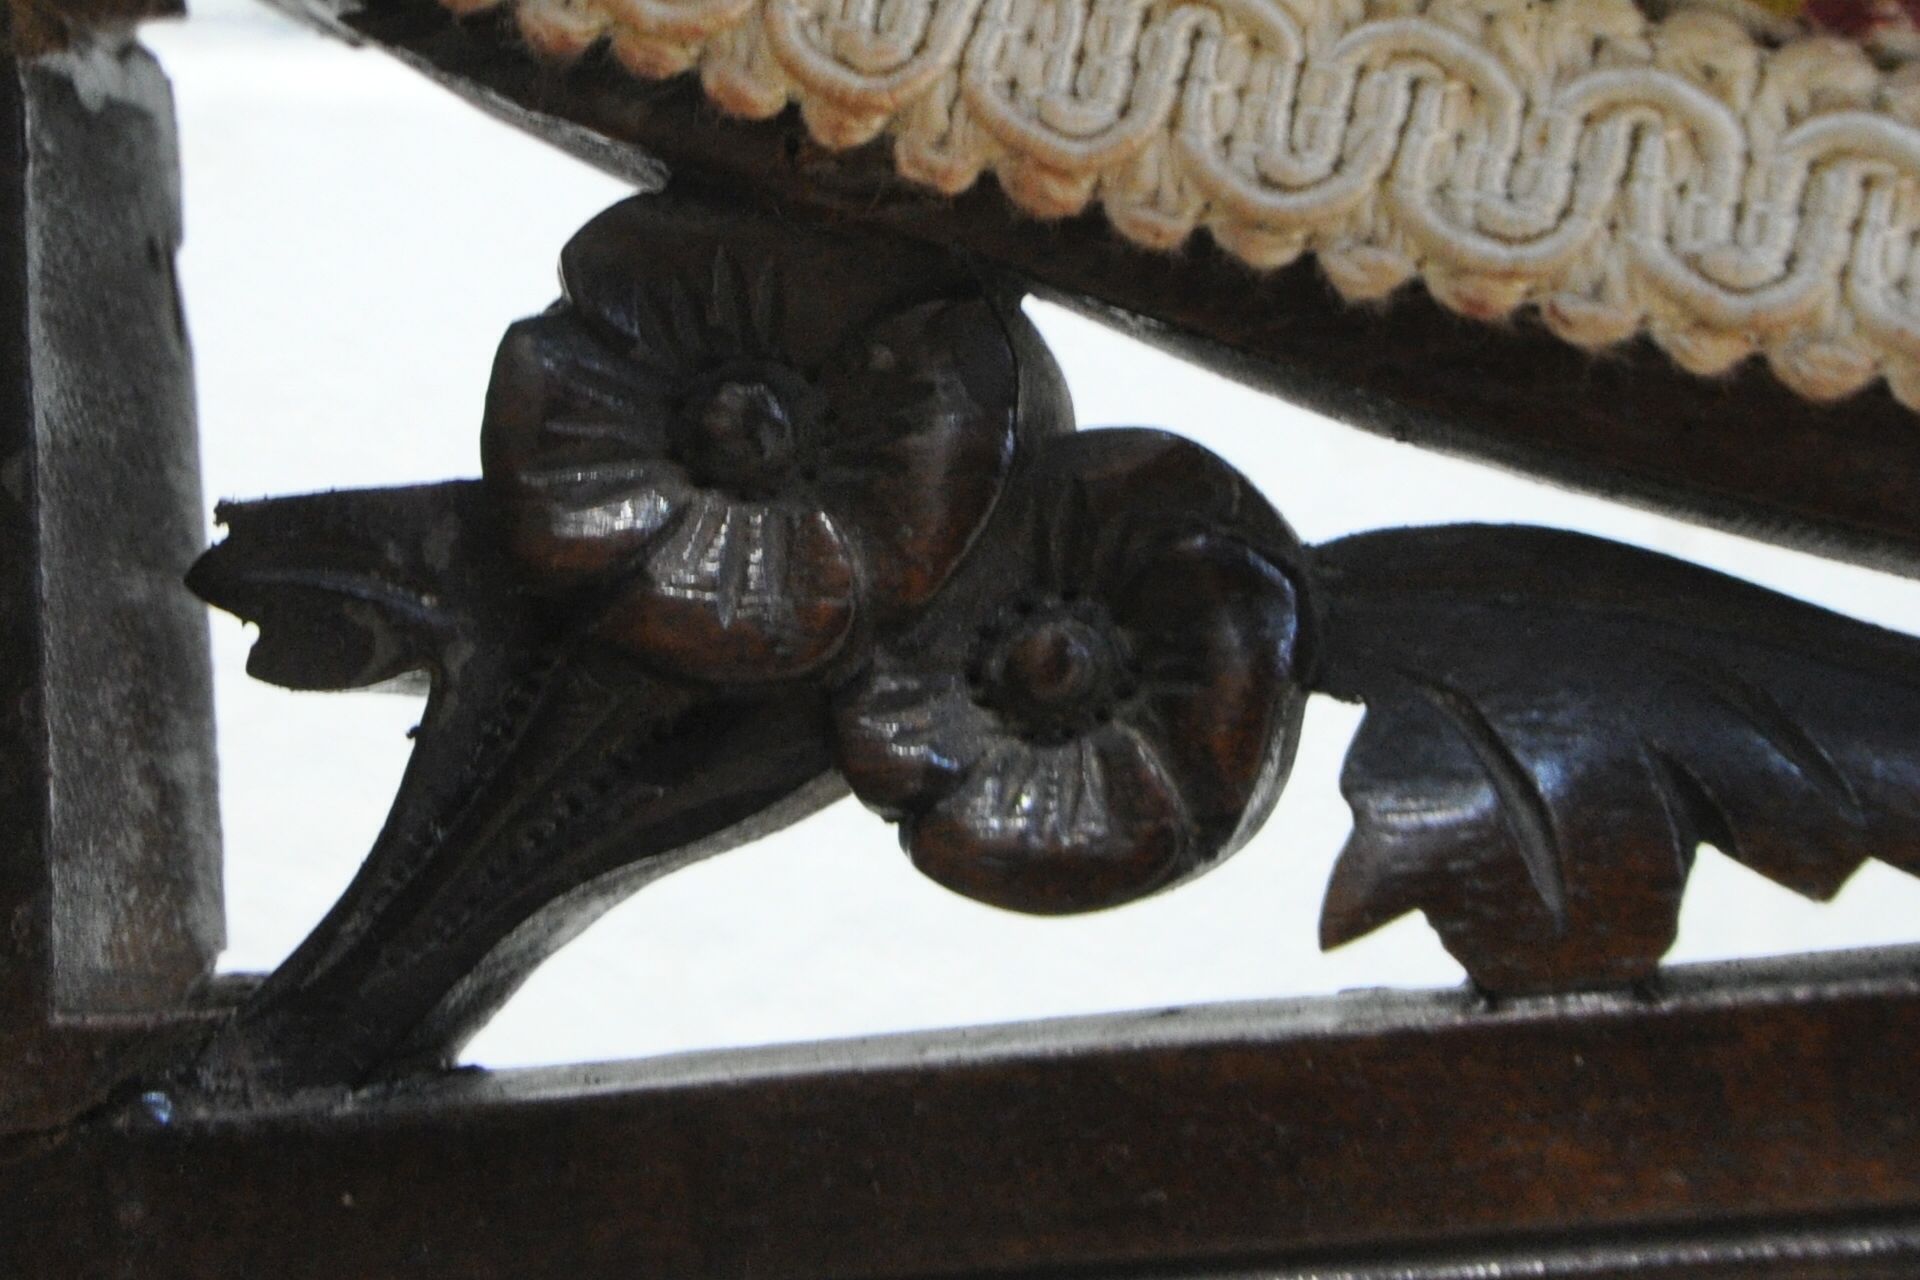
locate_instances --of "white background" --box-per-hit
[143,0,1920,1070]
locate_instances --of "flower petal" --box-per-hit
[1112,532,1309,863]
[502,456,695,586]
[483,312,682,588]
[1024,428,1302,576]
[482,312,674,480]
[905,724,1191,914]
[594,492,856,682]
[832,660,997,819]
[814,298,1033,618]
[559,193,979,379]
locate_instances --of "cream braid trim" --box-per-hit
[446,0,1920,410]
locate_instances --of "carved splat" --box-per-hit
[183,188,1920,1090]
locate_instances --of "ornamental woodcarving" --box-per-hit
[184,191,1920,1092]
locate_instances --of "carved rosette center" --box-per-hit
[682,367,819,500]
[973,602,1134,745]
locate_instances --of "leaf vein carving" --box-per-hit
[1411,673,1569,931]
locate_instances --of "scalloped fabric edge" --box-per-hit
[445,0,1920,412]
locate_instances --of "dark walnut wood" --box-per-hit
[482,195,1063,686]
[1313,525,1920,993]
[186,481,845,1093]
[261,0,1920,578]
[833,427,1310,914]
[182,192,1074,1090]
[13,950,1920,1279]
[177,189,1920,1094]
[8,32,1920,1280]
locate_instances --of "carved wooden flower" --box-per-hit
[832,429,1311,914]
[481,195,1068,683]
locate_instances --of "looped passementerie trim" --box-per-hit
[448,0,1920,411]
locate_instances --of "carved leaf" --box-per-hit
[187,482,514,694]
[1311,525,1920,993]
